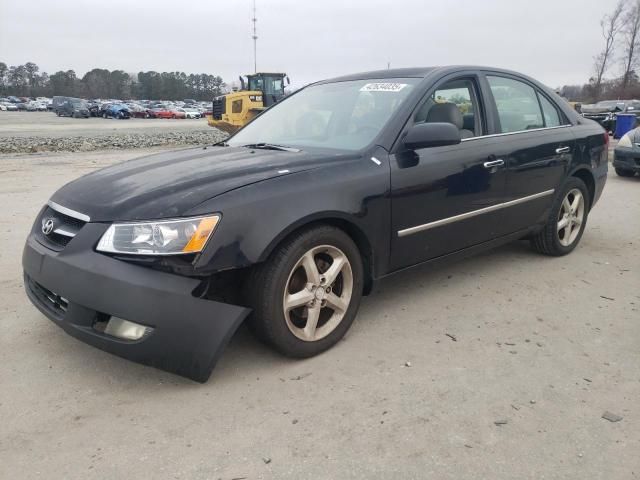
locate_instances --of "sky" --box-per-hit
[0,0,622,90]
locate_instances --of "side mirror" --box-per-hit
[403,122,462,150]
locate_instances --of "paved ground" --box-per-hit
[0,111,208,138]
[1,149,639,479]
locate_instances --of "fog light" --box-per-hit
[104,317,153,341]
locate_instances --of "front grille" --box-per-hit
[35,205,87,251]
[25,275,68,320]
[212,96,225,120]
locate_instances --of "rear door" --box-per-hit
[481,73,574,236]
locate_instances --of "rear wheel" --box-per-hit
[246,225,363,357]
[530,177,589,256]
[615,167,636,177]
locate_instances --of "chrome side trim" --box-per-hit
[460,124,572,142]
[397,189,555,238]
[47,200,90,222]
[53,228,75,237]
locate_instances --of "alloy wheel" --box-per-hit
[557,188,585,246]
[282,245,353,342]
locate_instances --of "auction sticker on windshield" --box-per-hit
[360,82,408,92]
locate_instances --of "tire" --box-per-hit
[530,177,589,256]
[615,167,636,177]
[246,225,364,358]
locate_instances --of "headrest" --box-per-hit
[426,103,463,129]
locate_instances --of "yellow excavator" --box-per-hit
[207,72,289,133]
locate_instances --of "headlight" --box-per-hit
[96,215,220,255]
[618,133,633,148]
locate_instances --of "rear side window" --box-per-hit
[538,94,562,127]
[487,76,543,133]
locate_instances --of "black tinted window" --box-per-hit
[538,94,562,127]
[488,76,543,133]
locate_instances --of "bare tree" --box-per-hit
[592,1,625,100]
[620,0,640,94]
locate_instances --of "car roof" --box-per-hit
[317,65,540,84]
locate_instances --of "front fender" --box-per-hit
[188,154,391,277]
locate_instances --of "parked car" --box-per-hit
[22,66,608,382]
[154,106,185,119]
[103,103,130,119]
[180,107,201,119]
[613,127,640,177]
[128,104,156,118]
[51,96,71,113]
[86,101,101,117]
[581,100,629,133]
[1,102,18,111]
[56,99,90,118]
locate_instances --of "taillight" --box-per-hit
[604,131,610,148]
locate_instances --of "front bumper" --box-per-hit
[613,147,640,172]
[22,223,250,382]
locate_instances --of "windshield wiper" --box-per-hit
[212,140,230,147]
[242,143,300,152]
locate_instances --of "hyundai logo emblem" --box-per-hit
[42,218,55,235]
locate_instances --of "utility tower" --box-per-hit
[252,0,258,73]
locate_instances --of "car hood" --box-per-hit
[50,146,355,222]
[581,104,621,114]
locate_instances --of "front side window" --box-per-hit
[413,78,481,138]
[487,76,544,133]
[228,78,419,151]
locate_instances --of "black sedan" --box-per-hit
[22,66,608,382]
[613,127,640,177]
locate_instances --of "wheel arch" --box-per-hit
[569,167,596,208]
[258,213,376,296]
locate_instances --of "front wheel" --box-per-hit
[530,177,589,256]
[246,225,363,358]
[615,167,636,177]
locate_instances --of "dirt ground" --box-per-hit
[0,111,208,138]
[1,148,639,479]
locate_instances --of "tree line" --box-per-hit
[558,0,640,103]
[0,62,226,101]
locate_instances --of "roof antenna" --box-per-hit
[252,0,258,73]
[387,62,390,70]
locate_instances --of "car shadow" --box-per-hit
[211,239,540,384]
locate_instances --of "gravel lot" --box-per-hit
[1,148,639,479]
[0,112,226,153]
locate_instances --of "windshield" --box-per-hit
[228,78,419,151]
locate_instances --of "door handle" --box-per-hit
[483,159,505,168]
[555,146,571,154]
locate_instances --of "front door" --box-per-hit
[390,76,507,270]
